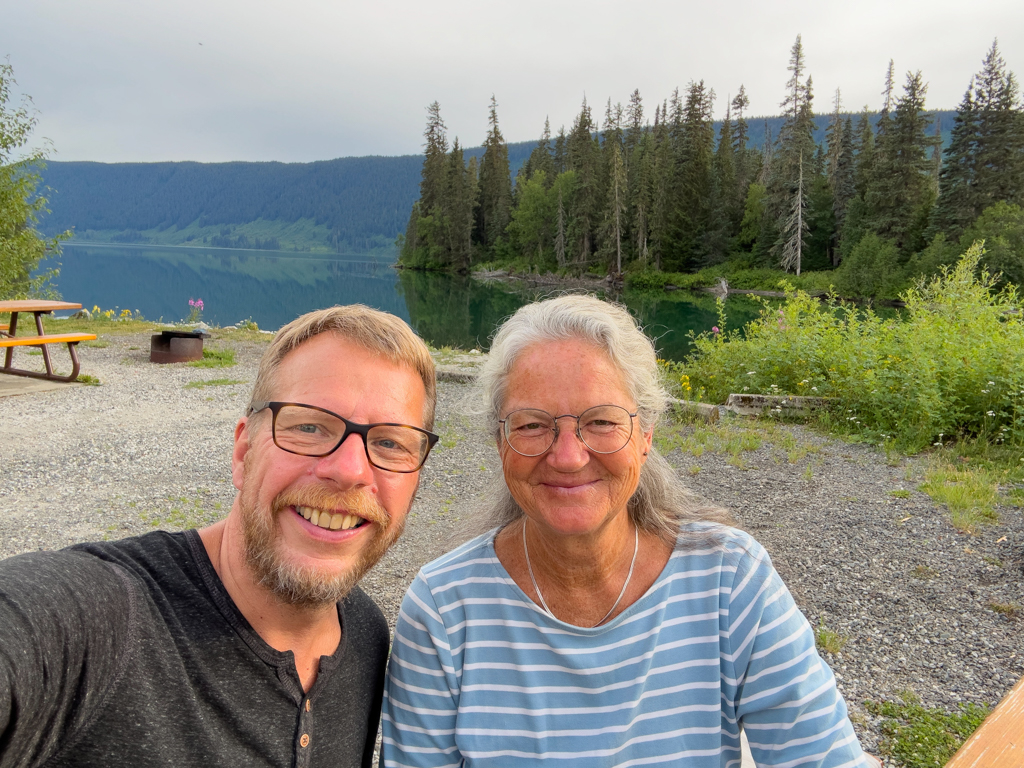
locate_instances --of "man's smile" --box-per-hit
[295,505,369,531]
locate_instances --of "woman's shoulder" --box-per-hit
[673,523,772,569]
[417,528,502,583]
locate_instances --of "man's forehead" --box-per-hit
[274,334,425,410]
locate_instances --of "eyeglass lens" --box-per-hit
[503,405,634,456]
[272,404,429,471]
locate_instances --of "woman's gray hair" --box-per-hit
[477,294,734,544]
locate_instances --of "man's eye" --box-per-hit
[295,423,321,434]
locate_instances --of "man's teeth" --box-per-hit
[297,506,366,531]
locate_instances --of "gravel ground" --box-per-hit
[1,330,1021,761]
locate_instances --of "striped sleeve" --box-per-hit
[721,538,866,767]
[381,568,463,768]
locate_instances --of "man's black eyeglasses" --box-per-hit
[247,401,438,473]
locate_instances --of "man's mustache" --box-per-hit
[272,486,391,528]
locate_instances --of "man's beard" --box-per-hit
[239,462,406,608]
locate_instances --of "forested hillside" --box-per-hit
[34,109,936,256]
[401,38,1021,300]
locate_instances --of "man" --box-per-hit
[0,305,438,767]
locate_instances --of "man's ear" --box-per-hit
[231,417,249,491]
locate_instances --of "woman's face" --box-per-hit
[499,338,652,539]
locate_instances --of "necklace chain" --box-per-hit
[522,521,639,627]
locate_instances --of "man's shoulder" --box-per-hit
[340,585,389,647]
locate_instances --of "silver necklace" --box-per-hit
[522,521,639,627]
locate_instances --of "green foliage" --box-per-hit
[960,202,1024,288]
[685,245,1024,451]
[183,378,245,389]
[76,374,101,386]
[865,691,990,768]
[0,61,68,299]
[813,621,848,654]
[188,347,236,368]
[834,232,905,299]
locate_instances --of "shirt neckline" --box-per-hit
[482,526,675,635]
[183,529,348,692]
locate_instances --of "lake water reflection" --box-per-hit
[57,243,763,361]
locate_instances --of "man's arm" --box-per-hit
[0,551,134,768]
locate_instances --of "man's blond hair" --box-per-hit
[249,305,436,429]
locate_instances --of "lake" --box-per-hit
[54,243,765,360]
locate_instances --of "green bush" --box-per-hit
[685,244,1024,451]
[834,232,906,299]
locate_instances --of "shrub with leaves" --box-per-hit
[686,244,1024,451]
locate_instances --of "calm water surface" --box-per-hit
[55,243,764,361]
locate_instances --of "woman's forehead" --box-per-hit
[505,340,631,406]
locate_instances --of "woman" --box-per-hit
[382,295,870,767]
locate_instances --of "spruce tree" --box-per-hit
[973,40,1023,209]
[935,84,979,235]
[770,36,816,266]
[864,71,937,256]
[476,95,512,252]
[565,97,602,264]
[420,102,448,215]
[603,141,627,273]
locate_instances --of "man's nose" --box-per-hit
[314,432,375,488]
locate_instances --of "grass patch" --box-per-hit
[911,565,937,580]
[889,489,912,499]
[188,348,236,368]
[184,378,245,389]
[988,601,1020,618]
[865,691,990,768]
[918,463,1001,533]
[82,339,109,348]
[76,374,101,386]
[814,621,848,655]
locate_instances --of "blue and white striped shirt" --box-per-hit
[382,525,867,767]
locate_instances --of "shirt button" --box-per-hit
[305,699,311,712]
[300,734,310,748]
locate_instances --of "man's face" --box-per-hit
[231,333,427,607]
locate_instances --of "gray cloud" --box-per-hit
[3,0,1021,162]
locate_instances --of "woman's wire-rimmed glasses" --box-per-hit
[500,404,637,457]
[248,401,439,473]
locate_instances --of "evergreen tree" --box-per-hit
[864,71,937,256]
[825,91,854,264]
[565,97,602,264]
[664,81,716,270]
[443,138,475,272]
[419,102,448,215]
[832,115,856,263]
[648,107,673,270]
[476,96,512,251]
[972,41,1023,209]
[935,84,979,234]
[602,141,628,273]
[770,36,816,266]
[715,102,739,232]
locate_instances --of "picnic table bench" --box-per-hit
[945,673,1024,767]
[0,300,96,382]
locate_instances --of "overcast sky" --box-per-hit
[3,0,1022,163]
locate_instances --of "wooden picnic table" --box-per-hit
[0,300,96,382]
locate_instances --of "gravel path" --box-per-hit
[1,330,1021,761]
